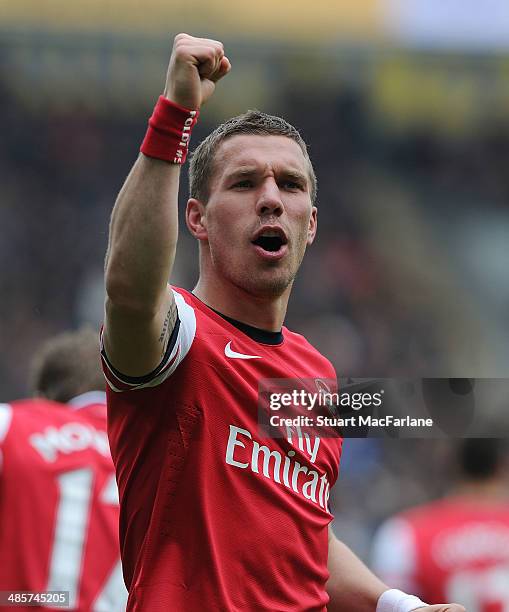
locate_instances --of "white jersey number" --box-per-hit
[46,468,127,610]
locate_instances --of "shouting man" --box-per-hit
[102,33,466,612]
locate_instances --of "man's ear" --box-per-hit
[307,206,317,246]
[186,198,208,240]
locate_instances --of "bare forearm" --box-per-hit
[327,533,388,612]
[105,153,180,313]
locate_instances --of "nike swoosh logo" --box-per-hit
[224,341,261,360]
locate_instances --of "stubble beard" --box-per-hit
[207,224,309,298]
[213,244,307,299]
[241,266,295,298]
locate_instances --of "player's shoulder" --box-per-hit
[170,285,192,307]
[281,325,316,348]
[8,397,102,427]
[409,495,509,524]
[172,285,263,341]
[282,325,336,371]
[392,498,459,534]
[67,391,107,423]
[171,285,224,329]
[8,397,68,416]
[0,398,77,446]
[4,397,112,464]
[374,501,444,541]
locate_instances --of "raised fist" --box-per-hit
[163,33,231,110]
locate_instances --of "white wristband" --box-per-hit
[376,589,428,612]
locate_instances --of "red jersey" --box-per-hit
[102,287,343,611]
[371,498,509,611]
[0,393,127,611]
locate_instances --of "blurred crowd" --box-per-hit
[3,49,509,395]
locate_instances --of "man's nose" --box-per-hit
[255,178,284,217]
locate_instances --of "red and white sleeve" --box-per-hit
[101,288,196,393]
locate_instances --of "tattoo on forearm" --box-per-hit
[159,302,177,355]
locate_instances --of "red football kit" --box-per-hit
[0,393,127,611]
[101,287,343,611]
[372,498,509,611]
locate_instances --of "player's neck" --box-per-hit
[453,478,509,502]
[193,275,290,332]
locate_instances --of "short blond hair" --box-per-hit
[189,109,317,204]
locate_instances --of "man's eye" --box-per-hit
[232,180,253,189]
[282,181,302,190]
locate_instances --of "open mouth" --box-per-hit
[252,235,285,252]
[251,228,288,254]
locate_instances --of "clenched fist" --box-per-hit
[163,33,231,110]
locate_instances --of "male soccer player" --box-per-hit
[0,329,127,611]
[372,439,509,611]
[102,33,466,611]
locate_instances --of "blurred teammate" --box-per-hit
[372,439,509,610]
[0,328,127,611]
[102,33,464,612]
